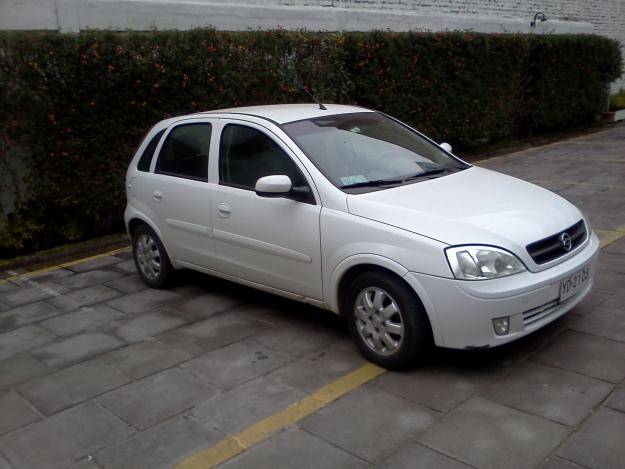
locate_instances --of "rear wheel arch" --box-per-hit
[128,218,146,238]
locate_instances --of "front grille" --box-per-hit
[526,220,586,265]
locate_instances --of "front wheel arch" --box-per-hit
[340,266,434,369]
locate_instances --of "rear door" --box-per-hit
[143,118,217,267]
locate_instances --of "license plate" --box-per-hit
[559,265,590,302]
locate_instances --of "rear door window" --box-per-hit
[156,123,212,181]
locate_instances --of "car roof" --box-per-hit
[197,103,373,124]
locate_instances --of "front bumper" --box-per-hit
[404,232,600,349]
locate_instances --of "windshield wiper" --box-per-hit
[341,167,458,189]
[341,166,466,189]
[341,179,406,189]
[399,167,450,182]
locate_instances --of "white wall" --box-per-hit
[0,0,622,88]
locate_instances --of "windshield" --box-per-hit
[282,112,468,192]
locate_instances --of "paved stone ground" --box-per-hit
[0,123,624,469]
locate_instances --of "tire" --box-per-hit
[344,271,433,370]
[132,224,174,288]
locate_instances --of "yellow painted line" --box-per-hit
[598,224,625,249]
[0,246,131,285]
[176,363,386,469]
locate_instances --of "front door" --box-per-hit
[210,120,323,300]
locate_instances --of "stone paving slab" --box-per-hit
[532,330,625,383]
[540,457,586,469]
[101,334,206,379]
[370,364,487,413]
[0,354,52,390]
[191,375,305,435]
[302,384,440,463]
[0,402,134,469]
[606,385,625,414]
[381,442,471,469]
[269,342,367,394]
[253,313,345,357]
[482,361,612,426]
[0,453,11,469]
[97,367,218,430]
[180,338,291,390]
[112,259,137,274]
[557,407,625,468]
[106,288,183,315]
[418,397,569,469]
[66,255,123,273]
[219,427,370,469]
[604,236,625,255]
[67,458,101,469]
[47,285,122,312]
[105,274,148,294]
[0,283,69,308]
[0,282,18,294]
[0,390,41,436]
[94,415,223,469]
[40,304,125,337]
[58,269,124,290]
[17,359,131,416]
[571,306,625,343]
[0,301,62,333]
[173,312,265,351]
[596,252,625,273]
[601,288,625,310]
[112,309,189,343]
[31,332,126,368]
[0,325,57,360]
[167,292,243,320]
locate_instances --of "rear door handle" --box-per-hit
[218,203,231,218]
[152,190,163,202]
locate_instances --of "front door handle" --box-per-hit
[218,203,231,218]
[152,190,163,202]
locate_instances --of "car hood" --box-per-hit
[346,167,583,265]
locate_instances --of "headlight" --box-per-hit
[445,245,526,280]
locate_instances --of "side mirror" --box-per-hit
[255,175,292,197]
[440,142,453,153]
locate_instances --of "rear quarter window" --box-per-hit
[137,129,165,172]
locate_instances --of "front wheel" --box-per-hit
[132,224,173,288]
[345,271,433,369]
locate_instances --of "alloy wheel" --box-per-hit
[354,287,404,356]
[135,233,162,281]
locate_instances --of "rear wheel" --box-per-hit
[345,271,432,369]
[132,224,173,288]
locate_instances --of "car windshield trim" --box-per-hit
[281,112,470,193]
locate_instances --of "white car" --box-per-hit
[125,104,599,369]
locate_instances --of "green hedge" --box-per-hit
[0,30,622,257]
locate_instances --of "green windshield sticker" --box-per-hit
[340,175,368,185]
